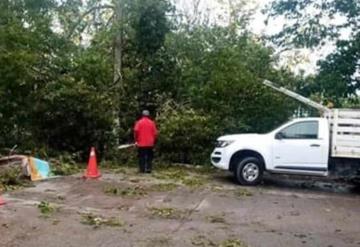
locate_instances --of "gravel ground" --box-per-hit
[1,167,360,247]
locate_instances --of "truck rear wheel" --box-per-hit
[234,157,263,186]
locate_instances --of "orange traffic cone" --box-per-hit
[0,196,6,206]
[84,147,101,179]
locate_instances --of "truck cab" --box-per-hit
[211,118,331,185]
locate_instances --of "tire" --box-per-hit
[234,157,264,186]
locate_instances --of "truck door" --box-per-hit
[272,120,328,173]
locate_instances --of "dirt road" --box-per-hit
[1,167,360,247]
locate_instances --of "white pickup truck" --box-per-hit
[211,81,360,185]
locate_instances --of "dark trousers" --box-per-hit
[138,147,154,173]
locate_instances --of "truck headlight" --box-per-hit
[215,140,234,148]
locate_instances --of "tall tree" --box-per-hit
[266,0,360,102]
[0,0,67,148]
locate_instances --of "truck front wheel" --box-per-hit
[234,157,264,186]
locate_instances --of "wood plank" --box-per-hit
[338,110,360,119]
[336,118,360,126]
[331,153,360,159]
[336,126,360,134]
[336,140,360,148]
[329,109,360,158]
[332,146,360,158]
[333,134,360,150]
[335,134,360,141]
[334,146,360,153]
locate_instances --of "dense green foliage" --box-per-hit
[267,0,360,104]
[2,0,346,164]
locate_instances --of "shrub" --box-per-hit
[156,101,215,164]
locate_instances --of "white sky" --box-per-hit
[70,0,340,75]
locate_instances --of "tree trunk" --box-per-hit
[113,0,123,88]
[113,0,124,144]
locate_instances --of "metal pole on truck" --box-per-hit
[262,80,331,115]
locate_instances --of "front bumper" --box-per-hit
[210,148,230,170]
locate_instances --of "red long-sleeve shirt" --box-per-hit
[134,117,158,147]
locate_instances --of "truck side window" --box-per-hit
[279,121,319,139]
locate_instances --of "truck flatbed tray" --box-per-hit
[326,109,360,159]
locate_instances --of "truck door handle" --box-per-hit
[310,144,320,147]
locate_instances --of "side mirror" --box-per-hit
[275,132,284,140]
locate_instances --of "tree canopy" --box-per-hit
[2,0,354,164]
[267,0,359,103]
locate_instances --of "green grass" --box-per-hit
[37,201,56,218]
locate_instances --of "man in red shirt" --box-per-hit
[134,110,158,173]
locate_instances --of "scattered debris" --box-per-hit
[50,155,81,176]
[0,166,28,192]
[234,188,253,197]
[153,168,188,181]
[211,185,225,192]
[37,201,56,217]
[218,239,248,247]
[51,163,80,176]
[289,210,300,216]
[2,223,9,228]
[80,213,124,229]
[149,183,178,192]
[191,235,216,246]
[52,219,60,225]
[206,214,227,224]
[0,155,62,182]
[27,157,52,181]
[148,207,186,220]
[129,178,141,183]
[182,178,205,188]
[104,185,147,197]
[0,155,27,167]
[154,166,209,189]
[101,163,138,175]
[192,235,248,247]
[158,163,215,175]
[142,236,171,247]
[118,205,131,211]
[294,233,307,239]
[57,195,65,201]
